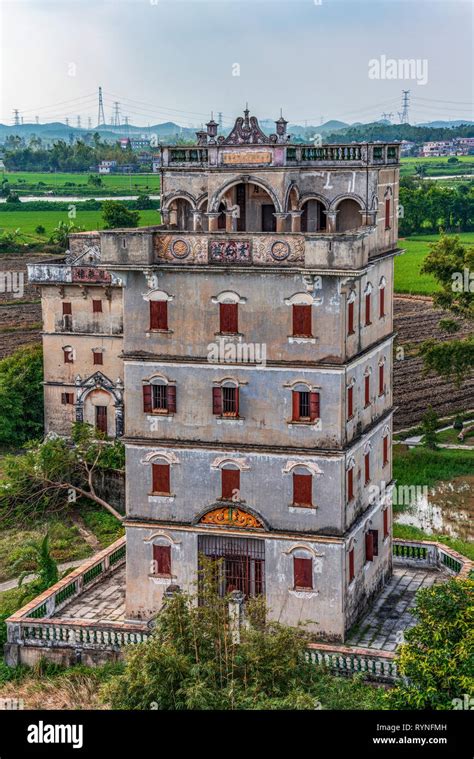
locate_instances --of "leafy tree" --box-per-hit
[418,236,474,385]
[49,220,83,247]
[134,193,153,210]
[387,579,474,710]
[0,423,124,527]
[87,173,102,187]
[420,406,439,449]
[11,530,58,599]
[103,559,385,711]
[0,344,43,446]
[102,201,139,229]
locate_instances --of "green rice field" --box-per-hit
[395,232,474,294]
[400,155,474,178]
[0,208,161,243]
[2,171,160,194]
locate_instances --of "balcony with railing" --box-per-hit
[156,142,400,170]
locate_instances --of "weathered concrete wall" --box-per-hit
[40,284,123,336]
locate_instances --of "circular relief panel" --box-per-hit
[170,238,190,259]
[270,240,290,261]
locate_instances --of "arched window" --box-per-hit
[213,379,240,418]
[291,383,320,423]
[143,376,176,415]
[292,465,313,508]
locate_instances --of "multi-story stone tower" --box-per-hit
[100,110,398,639]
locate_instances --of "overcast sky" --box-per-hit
[0,0,472,128]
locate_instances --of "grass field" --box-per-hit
[395,232,474,294]
[0,208,161,243]
[400,155,474,178]
[2,171,160,194]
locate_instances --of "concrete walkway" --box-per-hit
[0,557,90,594]
[347,566,445,652]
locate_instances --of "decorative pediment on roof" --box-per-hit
[65,243,101,266]
[219,108,272,146]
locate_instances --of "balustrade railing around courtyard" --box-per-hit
[6,536,471,678]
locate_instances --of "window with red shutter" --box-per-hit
[347,301,355,335]
[364,375,370,407]
[293,557,313,590]
[63,348,74,364]
[93,351,103,365]
[347,468,354,502]
[347,385,354,419]
[364,452,370,484]
[293,473,312,506]
[349,548,355,582]
[365,532,374,562]
[292,305,312,337]
[221,468,240,501]
[220,303,238,334]
[385,198,391,230]
[379,287,385,318]
[379,365,384,396]
[61,393,74,405]
[370,529,379,556]
[153,544,171,576]
[383,509,389,539]
[383,435,389,466]
[365,293,371,325]
[152,463,170,495]
[143,384,152,412]
[62,302,72,315]
[92,299,102,314]
[150,300,168,330]
[213,387,223,415]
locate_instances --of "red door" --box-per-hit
[95,406,107,434]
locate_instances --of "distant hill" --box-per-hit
[417,120,474,128]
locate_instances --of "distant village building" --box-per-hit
[98,159,117,174]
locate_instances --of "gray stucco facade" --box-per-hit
[98,110,399,639]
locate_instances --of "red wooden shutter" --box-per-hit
[347,386,353,419]
[383,435,389,466]
[222,468,240,500]
[383,509,389,538]
[293,557,313,590]
[292,391,300,421]
[61,393,67,405]
[349,549,355,582]
[365,532,374,562]
[63,348,73,364]
[143,384,152,412]
[153,544,171,575]
[347,468,354,501]
[364,452,370,483]
[92,299,102,313]
[167,385,176,413]
[364,375,370,406]
[220,303,238,333]
[347,301,354,335]
[212,387,222,415]
[93,351,103,365]
[152,463,170,494]
[150,301,168,330]
[365,293,371,325]
[62,302,72,315]
[385,198,390,229]
[379,287,385,318]
[293,473,312,506]
[234,386,239,416]
[309,391,320,421]
[292,305,311,336]
[379,365,384,395]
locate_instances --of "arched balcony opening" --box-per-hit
[336,199,363,232]
[301,199,327,232]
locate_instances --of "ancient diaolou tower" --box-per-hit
[99,109,399,639]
